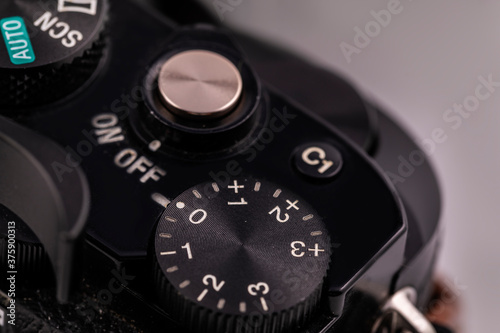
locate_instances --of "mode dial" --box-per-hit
[153,178,331,333]
[0,0,107,108]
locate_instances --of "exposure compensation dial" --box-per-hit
[153,178,332,333]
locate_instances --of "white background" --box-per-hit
[202,0,500,331]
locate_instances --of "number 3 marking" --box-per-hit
[290,241,306,257]
[268,206,289,223]
[247,282,270,296]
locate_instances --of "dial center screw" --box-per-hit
[157,50,243,119]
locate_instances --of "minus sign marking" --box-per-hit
[197,289,209,302]
[260,297,269,311]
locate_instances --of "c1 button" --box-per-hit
[294,143,343,180]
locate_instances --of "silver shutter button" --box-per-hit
[158,50,243,119]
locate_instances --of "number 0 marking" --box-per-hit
[189,209,207,224]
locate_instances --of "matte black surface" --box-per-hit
[0,0,442,332]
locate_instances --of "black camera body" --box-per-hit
[0,1,443,332]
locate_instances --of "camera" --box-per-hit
[0,1,450,332]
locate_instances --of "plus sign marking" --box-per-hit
[228,180,244,193]
[286,200,300,210]
[308,244,325,257]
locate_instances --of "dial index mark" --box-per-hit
[217,299,226,310]
[179,280,190,288]
[166,266,178,273]
[302,214,314,221]
[151,193,170,207]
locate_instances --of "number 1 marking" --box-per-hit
[228,198,248,205]
[181,243,193,259]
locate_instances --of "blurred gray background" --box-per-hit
[200,0,500,331]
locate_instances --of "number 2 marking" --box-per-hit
[197,274,226,302]
[268,206,289,223]
[203,274,225,292]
